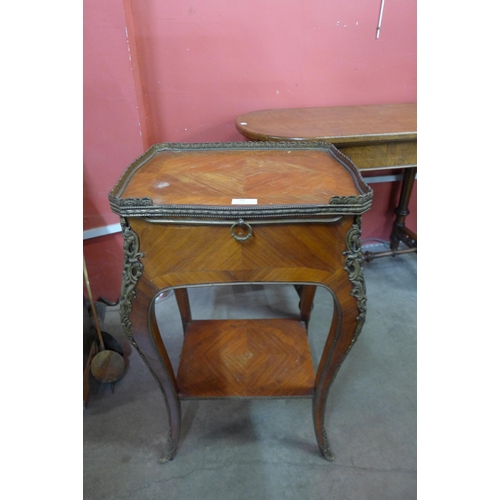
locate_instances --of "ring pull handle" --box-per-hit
[230,219,253,242]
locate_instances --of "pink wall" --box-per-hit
[83,0,144,300]
[84,0,417,300]
[83,0,143,231]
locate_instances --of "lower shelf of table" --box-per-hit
[176,318,315,399]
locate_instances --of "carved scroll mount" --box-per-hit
[119,218,144,343]
[343,216,368,343]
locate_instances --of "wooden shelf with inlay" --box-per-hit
[177,318,315,399]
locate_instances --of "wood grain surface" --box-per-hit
[131,218,349,284]
[177,319,315,398]
[235,104,417,170]
[120,149,360,205]
[236,103,416,145]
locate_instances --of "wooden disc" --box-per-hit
[91,350,125,383]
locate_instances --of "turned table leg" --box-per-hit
[364,167,417,262]
[390,166,417,252]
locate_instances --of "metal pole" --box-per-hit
[376,0,385,39]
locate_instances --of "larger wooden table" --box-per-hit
[236,103,417,260]
[109,142,372,462]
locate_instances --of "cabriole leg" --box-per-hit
[312,216,368,461]
[119,218,181,462]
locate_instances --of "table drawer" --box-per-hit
[130,216,352,279]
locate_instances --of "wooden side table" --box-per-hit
[109,142,373,462]
[236,104,417,260]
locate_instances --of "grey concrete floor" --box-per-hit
[83,251,416,500]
